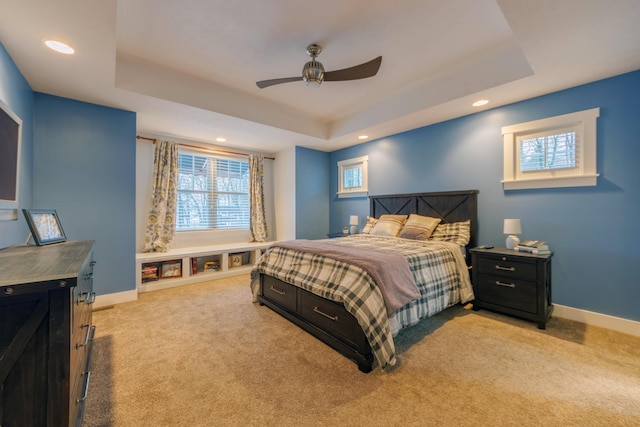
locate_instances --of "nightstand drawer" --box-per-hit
[476,274,537,314]
[476,256,537,279]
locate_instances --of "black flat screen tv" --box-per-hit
[0,98,22,220]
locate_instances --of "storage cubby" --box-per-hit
[191,254,222,274]
[160,259,182,278]
[136,242,272,293]
[141,262,160,283]
[229,251,252,268]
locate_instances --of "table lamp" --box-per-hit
[349,215,359,234]
[504,218,522,249]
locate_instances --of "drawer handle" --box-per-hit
[77,370,91,403]
[85,292,96,305]
[495,280,516,288]
[495,265,516,272]
[77,292,96,305]
[313,306,338,322]
[84,272,94,280]
[76,325,95,349]
[269,285,286,296]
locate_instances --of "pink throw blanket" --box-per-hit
[273,240,420,315]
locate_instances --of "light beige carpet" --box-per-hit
[83,275,640,426]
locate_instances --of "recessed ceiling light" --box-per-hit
[472,99,489,107]
[358,135,369,140]
[215,137,226,142]
[44,40,75,55]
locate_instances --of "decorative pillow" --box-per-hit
[398,214,441,241]
[370,214,408,237]
[429,219,471,246]
[360,216,378,234]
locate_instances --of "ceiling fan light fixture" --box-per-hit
[302,60,325,88]
[255,43,381,89]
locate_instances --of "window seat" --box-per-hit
[135,241,273,293]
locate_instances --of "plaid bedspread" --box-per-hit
[250,234,474,370]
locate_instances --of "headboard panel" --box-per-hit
[370,189,479,250]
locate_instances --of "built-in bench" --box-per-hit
[135,241,273,293]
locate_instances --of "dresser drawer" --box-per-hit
[299,291,368,354]
[476,256,537,279]
[476,274,537,314]
[261,276,297,312]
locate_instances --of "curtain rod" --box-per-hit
[136,135,275,160]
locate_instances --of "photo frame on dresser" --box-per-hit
[22,208,67,245]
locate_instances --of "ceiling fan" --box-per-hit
[256,44,382,89]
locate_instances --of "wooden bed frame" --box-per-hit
[257,190,479,372]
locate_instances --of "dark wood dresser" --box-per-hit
[0,240,95,427]
[470,247,552,329]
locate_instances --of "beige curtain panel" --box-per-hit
[249,154,268,242]
[143,140,179,252]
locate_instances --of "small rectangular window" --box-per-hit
[177,152,249,231]
[337,155,368,198]
[343,165,363,189]
[502,108,599,190]
[519,127,576,172]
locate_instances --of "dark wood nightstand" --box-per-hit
[327,232,348,238]
[470,247,553,329]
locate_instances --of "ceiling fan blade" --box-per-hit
[256,76,302,89]
[324,56,382,82]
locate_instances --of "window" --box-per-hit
[502,108,599,190]
[177,151,249,231]
[337,155,368,198]
[519,128,576,172]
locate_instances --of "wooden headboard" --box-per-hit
[370,189,479,251]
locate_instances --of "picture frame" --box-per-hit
[230,254,243,267]
[160,260,182,278]
[22,209,67,246]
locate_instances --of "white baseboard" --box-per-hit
[93,290,138,309]
[553,304,639,337]
[90,291,638,338]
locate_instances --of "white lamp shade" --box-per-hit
[503,219,522,234]
[504,218,522,249]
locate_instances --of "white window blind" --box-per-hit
[343,165,363,189]
[177,152,249,231]
[519,126,577,172]
[337,155,368,198]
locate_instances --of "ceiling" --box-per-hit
[1,0,639,155]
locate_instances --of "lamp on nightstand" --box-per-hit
[349,215,359,234]
[504,218,522,249]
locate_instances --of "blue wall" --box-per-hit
[328,70,640,322]
[0,43,33,247]
[295,146,330,239]
[33,94,137,295]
